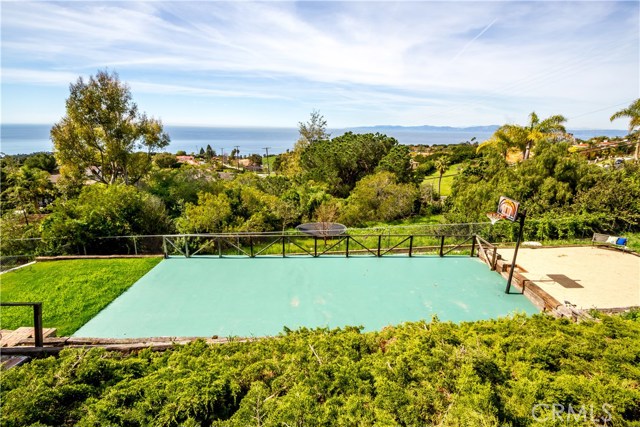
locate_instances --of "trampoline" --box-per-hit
[296,222,347,238]
[73,256,538,338]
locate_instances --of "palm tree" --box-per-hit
[478,112,567,160]
[477,126,526,159]
[434,156,449,197]
[522,112,568,160]
[610,98,640,161]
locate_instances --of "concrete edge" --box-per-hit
[0,261,37,275]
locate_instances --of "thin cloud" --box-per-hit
[450,18,498,63]
[1,69,79,85]
[1,1,637,128]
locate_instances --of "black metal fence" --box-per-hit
[160,232,480,258]
[1,223,493,269]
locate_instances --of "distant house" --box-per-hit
[571,143,590,152]
[598,140,618,148]
[236,158,263,171]
[237,158,253,168]
[176,155,198,165]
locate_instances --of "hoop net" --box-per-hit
[486,212,505,225]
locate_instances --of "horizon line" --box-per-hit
[0,122,630,132]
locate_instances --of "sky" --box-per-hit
[1,1,638,129]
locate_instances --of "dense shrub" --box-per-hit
[2,315,639,426]
[40,184,173,254]
[446,143,640,234]
[340,172,418,226]
[140,165,223,216]
[300,132,400,197]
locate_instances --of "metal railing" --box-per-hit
[1,222,508,265]
[475,235,499,270]
[160,232,480,258]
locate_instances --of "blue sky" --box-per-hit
[1,1,638,129]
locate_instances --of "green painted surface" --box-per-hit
[73,256,538,338]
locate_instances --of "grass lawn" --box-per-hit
[360,214,447,229]
[421,163,462,196]
[0,257,162,336]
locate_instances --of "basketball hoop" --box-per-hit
[486,212,505,225]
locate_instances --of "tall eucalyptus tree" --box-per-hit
[51,70,169,185]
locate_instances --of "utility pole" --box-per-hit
[220,148,224,169]
[234,145,240,170]
[263,147,271,175]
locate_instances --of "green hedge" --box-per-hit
[2,314,639,426]
[485,212,623,242]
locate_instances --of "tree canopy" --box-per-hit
[610,98,640,132]
[51,70,170,185]
[610,98,640,160]
[340,172,418,226]
[478,112,567,160]
[1,165,53,225]
[300,132,400,197]
[298,109,330,145]
[41,184,172,253]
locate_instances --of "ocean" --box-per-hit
[0,124,628,156]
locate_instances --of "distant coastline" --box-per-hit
[0,123,629,156]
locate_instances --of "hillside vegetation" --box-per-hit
[2,87,639,259]
[2,314,639,426]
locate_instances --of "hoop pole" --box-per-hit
[506,210,526,293]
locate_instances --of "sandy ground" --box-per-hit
[498,246,640,310]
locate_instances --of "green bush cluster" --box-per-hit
[40,184,173,254]
[2,314,639,426]
[2,126,639,258]
[447,142,640,236]
[486,212,611,242]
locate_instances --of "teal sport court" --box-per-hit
[73,256,539,338]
